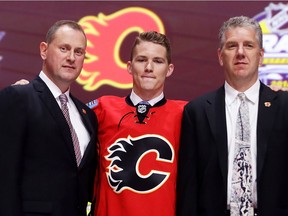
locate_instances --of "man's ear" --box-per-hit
[40,42,48,60]
[166,64,174,78]
[217,48,224,66]
[127,61,132,75]
[259,48,264,67]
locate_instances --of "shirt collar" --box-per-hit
[225,80,260,106]
[39,71,70,99]
[130,90,164,106]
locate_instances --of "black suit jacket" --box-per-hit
[0,76,97,216]
[177,82,288,216]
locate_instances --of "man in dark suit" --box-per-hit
[0,20,97,216]
[177,16,288,216]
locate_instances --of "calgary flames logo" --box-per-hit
[77,7,165,91]
[105,135,174,194]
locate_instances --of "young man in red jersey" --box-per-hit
[88,31,186,216]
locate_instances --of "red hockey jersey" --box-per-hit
[90,95,186,216]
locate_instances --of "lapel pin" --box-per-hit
[264,102,271,107]
[82,109,87,114]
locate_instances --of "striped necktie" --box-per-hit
[59,94,82,166]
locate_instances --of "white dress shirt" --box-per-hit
[39,71,90,157]
[225,80,259,208]
[130,89,164,106]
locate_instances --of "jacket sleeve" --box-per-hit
[0,86,27,215]
[176,102,198,216]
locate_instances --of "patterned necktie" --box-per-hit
[230,93,253,216]
[59,94,82,166]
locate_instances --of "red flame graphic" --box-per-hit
[77,7,165,91]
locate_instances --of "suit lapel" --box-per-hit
[257,83,278,179]
[33,77,79,165]
[72,95,94,135]
[71,95,96,168]
[204,83,278,199]
[205,86,228,187]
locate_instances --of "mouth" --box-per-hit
[234,62,247,65]
[142,76,155,79]
[63,65,76,69]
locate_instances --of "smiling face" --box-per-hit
[40,25,86,92]
[218,26,264,91]
[127,41,174,100]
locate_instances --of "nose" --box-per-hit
[67,51,75,62]
[145,61,153,72]
[237,45,245,55]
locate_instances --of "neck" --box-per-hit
[227,77,258,93]
[134,90,162,101]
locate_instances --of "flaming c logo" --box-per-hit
[77,7,165,91]
[105,135,173,194]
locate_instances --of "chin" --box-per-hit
[142,85,155,90]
